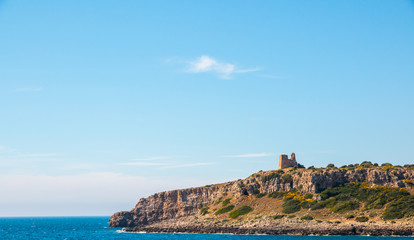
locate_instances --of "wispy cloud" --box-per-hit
[131,156,171,161]
[121,157,214,169]
[12,87,43,92]
[120,162,169,166]
[161,162,214,169]
[223,153,274,158]
[186,55,260,79]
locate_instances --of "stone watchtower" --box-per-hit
[278,152,297,169]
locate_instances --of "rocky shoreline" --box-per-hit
[122,218,414,236]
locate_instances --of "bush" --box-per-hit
[281,174,293,184]
[304,193,313,199]
[282,200,301,213]
[222,198,231,207]
[300,215,314,220]
[200,206,209,215]
[256,193,266,198]
[360,161,373,168]
[297,163,305,168]
[332,200,359,213]
[229,206,253,218]
[382,195,414,219]
[272,214,285,219]
[381,163,393,167]
[327,163,335,168]
[345,214,355,219]
[261,172,279,183]
[355,216,369,222]
[215,205,235,215]
[268,191,286,199]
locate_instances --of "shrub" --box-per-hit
[252,188,260,195]
[308,166,315,170]
[332,200,359,213]
[304,193,313,199]
[272,214,285,219]
[215,205,235,215]
[268,191,286,199]
[222,198,231,207]
[261,172,279,183]
[214,197,223,205]
[327,163,335,168]
[297,163,305,168]
[355,216,369,222]
[300,215,314,220]
[281,174,293,184]
[229,206,253,218]
[282,200,301,213]
[381,163,393,167]
[382,195,414,219]
[200,206,209,215]
[345,214,355,219]
[256,193,266,198]
[360,161,373,168]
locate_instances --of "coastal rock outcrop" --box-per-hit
[109,166,414,228]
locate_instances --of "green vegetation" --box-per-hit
[215,205,235,215]
[345,214,355,219]
[300,215,314,220]
[200,206,209,215]
[355,216,369,222]
[331,200,359,213]
[382,195,414,219]
[282,200,301,213]
[360,161,373,167]
[268,191,286,199]
[229,206,253,218]
[222,198,231,207]
[272,214,285,219]
[261,170,284,183]
[267,181,414,220]
[281,174,293,184]
[256,193,266,198]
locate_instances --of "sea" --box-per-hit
[0,217,412,240]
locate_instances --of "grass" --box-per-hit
[300,215,314,220]
[355,216,369,222]
[229,206,253,218]
[272,214,285,219]
[282,200,301,213]
[222,198,231,207]
[215,205,235,215]
[200,206,209,215]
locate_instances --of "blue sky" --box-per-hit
[1,0,414,216]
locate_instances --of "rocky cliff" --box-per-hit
[109,166,414,228]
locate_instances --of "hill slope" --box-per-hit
[109,164,414,235]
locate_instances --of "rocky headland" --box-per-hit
[109,163,414,235]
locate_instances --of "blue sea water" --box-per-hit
[0,217,412,240]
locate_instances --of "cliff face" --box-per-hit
[109,167,414,227]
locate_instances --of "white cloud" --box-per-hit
[187,55,260,79]
[131,156,171,161]
[120,162,169,166]
[160,162,214,169]
[223,153,274,158]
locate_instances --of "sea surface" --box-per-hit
[0,217,412,240]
